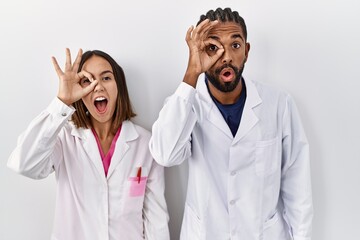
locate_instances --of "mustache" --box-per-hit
[215,64,239,75]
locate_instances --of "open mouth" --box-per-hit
[220,68,234,82]
[94,97,108,113]
[223,71,231,77]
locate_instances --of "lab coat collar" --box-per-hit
[197,76,262,143]
[106,120,138,178]
[233,78,262,144]
[70,120,139,181]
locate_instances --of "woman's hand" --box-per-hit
[52,48,98,106]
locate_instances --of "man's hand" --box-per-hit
[183,19,224,88]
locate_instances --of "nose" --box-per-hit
[94,80,104,92]
[221,49,232,64]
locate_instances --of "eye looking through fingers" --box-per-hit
[208,44,219,52]
[78,71,95,88]
[80,78,91,87]
[205,40,223,56]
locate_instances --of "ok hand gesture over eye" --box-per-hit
[183,19,224,87]
[52,48,98,106]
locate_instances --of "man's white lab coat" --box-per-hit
[8,98,170,240]
[149,78,313,240]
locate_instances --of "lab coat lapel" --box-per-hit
[71,127,106,180]
[198,78,234,138]
[106,121,138,179]
[233,79,262,144]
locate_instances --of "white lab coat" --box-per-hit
[149,77,313,240]
[8,98,170,240]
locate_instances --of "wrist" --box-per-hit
[57,96,73,106]
[182,71,200,88]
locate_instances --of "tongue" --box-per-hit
[95,100,107,112]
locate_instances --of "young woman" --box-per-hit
[8,49,170,240]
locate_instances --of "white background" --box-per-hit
[1,0,359,239]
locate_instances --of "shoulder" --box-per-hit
[123,120,151,140]
[246,78,291,102]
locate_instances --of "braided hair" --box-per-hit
[197,7,247,40]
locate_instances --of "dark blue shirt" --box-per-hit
[206,78,247,137]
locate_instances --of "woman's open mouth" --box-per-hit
[94,97,108,113]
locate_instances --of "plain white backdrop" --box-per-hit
[1,0,359,239]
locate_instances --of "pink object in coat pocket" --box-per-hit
[128,177,148,197]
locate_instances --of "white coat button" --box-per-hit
[61,112,67,117]
[230,200,236,205]
[230,171,236,176]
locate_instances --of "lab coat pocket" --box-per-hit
[262,211,290,240]
[182,203,202,240]
[128,176,148,197]
[122,167,148,215]
[255,137,279,176]
[263,211,279,230]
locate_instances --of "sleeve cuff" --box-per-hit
[47,97,76,120]
[174,82,197,104]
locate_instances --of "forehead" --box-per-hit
[82,55,112,72]
[207,21,245,41]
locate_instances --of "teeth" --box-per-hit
[95,97,106,101]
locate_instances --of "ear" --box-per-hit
[244,42,250,62]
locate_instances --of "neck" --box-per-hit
[208,80,243,105]
[91,121,115,141]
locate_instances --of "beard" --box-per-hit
[205,61,245,93]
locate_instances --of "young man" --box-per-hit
[149,7,313,240]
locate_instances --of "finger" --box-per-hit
[195,19,210,33]
[82,71,94,82]
[51,56,64,77]
[205,38,223,49]
[213,47,225,60]
[185,26,194,44]
[81,79,98,96]
[72,48,83,73]
[76,71,93,86]
[193,19,213,40]
[65,48,72,71]
[195,20,219,42]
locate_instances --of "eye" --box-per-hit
[208,44,218,52]
[232,43,241,49]
[102,76,112,81]
[80,78,91,87]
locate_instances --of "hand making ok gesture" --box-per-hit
[52,48,98,106]
[183,19,224,88]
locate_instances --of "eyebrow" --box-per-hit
[100,70,114,75]
[209,33,244,41]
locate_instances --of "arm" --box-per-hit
[149,83,197,167]
[7,48,98,179]
[7,98,74,179]
[143,161,170,240]
[280,95,313,240]
[149,20,223,167]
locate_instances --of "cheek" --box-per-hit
[81,96,92,109]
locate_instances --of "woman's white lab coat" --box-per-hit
[149,77,313,240]
[8,98,170,240]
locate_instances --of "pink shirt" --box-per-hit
[91,126,121,176]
